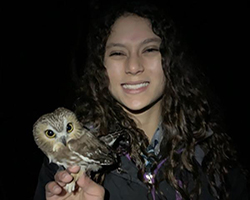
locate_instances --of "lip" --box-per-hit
[121,81,149,94]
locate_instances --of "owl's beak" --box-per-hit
[61,136,67,146]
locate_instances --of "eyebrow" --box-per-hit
[141,37,161,45]
[106,37,161,49]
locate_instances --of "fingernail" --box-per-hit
[62,172,70,179]
[53,185,61,193]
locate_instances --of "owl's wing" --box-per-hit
[99,130,125,146]
[67,129,115,165]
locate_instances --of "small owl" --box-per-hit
[33,107,117,192]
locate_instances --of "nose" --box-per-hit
[125,55,144,75]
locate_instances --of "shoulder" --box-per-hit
[34,157,58,200]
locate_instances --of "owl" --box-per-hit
[33,107,118,192]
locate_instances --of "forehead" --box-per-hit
[107,15,160,45]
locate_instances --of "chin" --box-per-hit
[124,100,146,110]
[121,96,163,114]
[122,102,152,114]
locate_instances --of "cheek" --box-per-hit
[107,68,117,83]
[154,72,166,97]
[105,60,123,84]
[148,59,165,83]
[106,67,121,94]
[150,63,166,94]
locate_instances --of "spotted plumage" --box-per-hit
[33,107,116,192]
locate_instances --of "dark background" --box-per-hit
[1,1,249,199]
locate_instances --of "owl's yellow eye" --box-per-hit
[45,130,56,138]
[66,123,74,133]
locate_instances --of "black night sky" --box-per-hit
[1,1,249,199]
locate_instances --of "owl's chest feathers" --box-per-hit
[48,150,76,168]
[47,143,101,171]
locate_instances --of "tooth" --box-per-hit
[122,82,149,89]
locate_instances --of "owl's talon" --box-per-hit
[63,169,83,193]
[64,181,76,193]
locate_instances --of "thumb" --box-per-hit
[77,173,105,199]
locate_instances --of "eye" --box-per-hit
[45,130,56,138]
[109,51,125,57]
[66,123,74,133]
[143,48,159,53]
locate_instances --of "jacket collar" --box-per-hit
[148,124,214,165]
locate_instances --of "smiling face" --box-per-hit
[104,14,166,113]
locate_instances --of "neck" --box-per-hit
[126,99,162,141]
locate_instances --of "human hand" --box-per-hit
[45,166,105,200]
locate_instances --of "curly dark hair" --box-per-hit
[74,1,238,199]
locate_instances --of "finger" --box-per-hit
[77,173,105,197]
[45,181,62,198]
[54,170,73,187]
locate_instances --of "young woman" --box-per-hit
[34,1,248,200]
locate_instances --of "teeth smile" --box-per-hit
[122,82,149,89]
